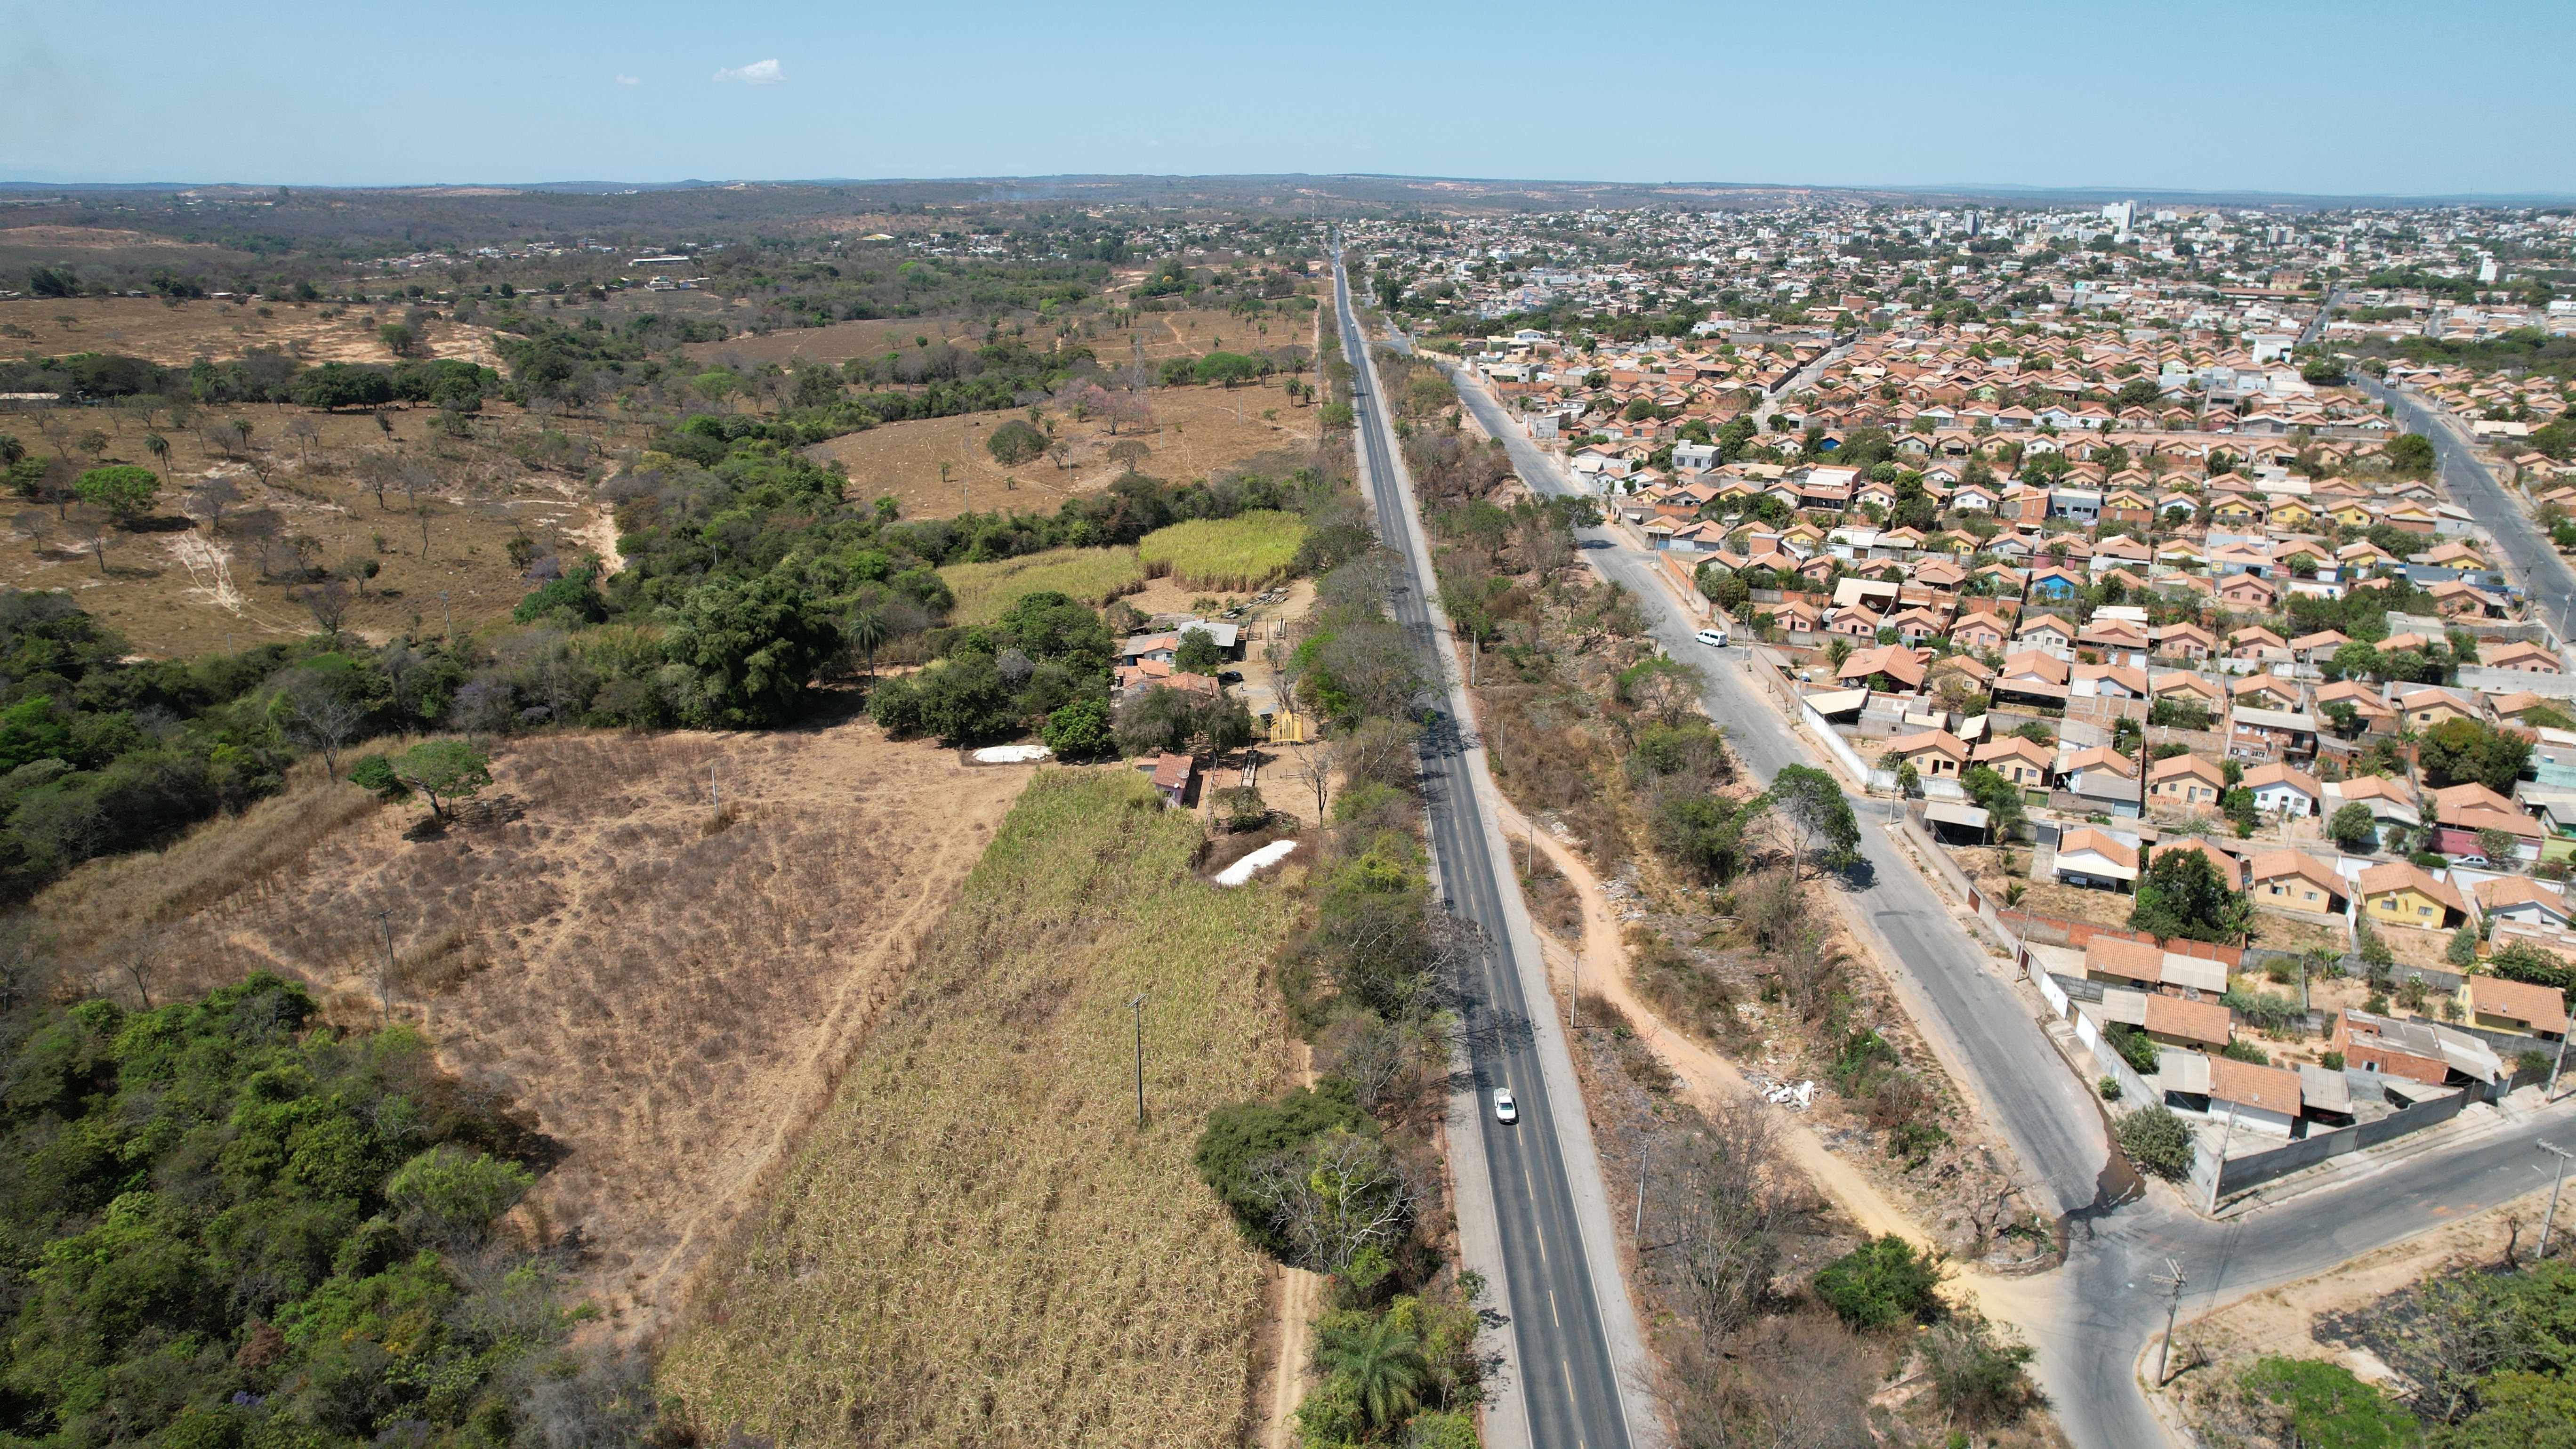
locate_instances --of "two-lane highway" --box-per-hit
[1332,256,1645,1449]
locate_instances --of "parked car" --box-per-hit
[1695,625,1731,648]
[1492,1088,1518,1124]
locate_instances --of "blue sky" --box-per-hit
[5,0,2570,197]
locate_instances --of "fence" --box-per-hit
[2030,963,2157,1106]
[2214,1088,2479,1196]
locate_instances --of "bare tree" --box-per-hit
[1288,742,1333,820]
[1667,1100,1803,1346]
[285,415,322,465]
[109,924,171,1010]
[59,505,119,574]
[186,476,242,533]
[295,578,355,639]
[0,916,57,1016]
[12,508,53,555]
[1246,1132,1419,1277]
[278,673,370,778]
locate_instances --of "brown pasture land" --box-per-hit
[809,384,1319,520]
[37,722,1038,1340]
[0,399,629,657]
[0,294,507,368]
[660,767,1299,1449]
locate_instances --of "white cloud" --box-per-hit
[713,58,784,85]
[615,74,642,85]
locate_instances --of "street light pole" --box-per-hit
[2152,1258,2188,1386]
[2540,1140,2573,1259]
[1634,1136,1653,1240]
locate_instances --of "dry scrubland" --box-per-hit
[36,721,1032,1336]
[0,394,629,656]
[0,293,506,368]
[807,384,1318,522]
[661,768,1300,1449]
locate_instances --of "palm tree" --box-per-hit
[845,610,887,678]
[143,433,169,480]
[1312,1314,1426,1434]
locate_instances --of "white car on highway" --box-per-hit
[1492,1088,1519,1124]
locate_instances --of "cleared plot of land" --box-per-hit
[0,294,506,367]
[808,385,1317,520]
[660,768,1300,1449]
[39,722,1036,1340]
[0,400,624,657]
[1138,510,1306,591]
[939,545,1146,625]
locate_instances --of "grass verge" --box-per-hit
[1137,511,1306,591]
[660,767,1299,1448]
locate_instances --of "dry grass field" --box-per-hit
[0,294,506,367]
[939,545,1147,625]
[811,387,1318,520]
[659,768,1301,1449]
[0,399,629,656]
[37,721,1038,1340]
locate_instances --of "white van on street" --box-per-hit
[1694,625,1731,649]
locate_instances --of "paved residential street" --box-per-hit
[1428,351,2576,1447]
[2354,371,2576,653]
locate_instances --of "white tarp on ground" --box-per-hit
[1214,839,1297,886]
[972,744,1053,763]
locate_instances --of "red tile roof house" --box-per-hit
[2457,974,2569,1041]
[1972,734,2055,789]
[2055,827,2141,891]
[1145,752,1195,807]
[2200,1055,2307,1137]
[2149,754,2227,811]
[2247,850,2349,917]
[2241,762,2323,818]
[1882,728,1969,779]
[2141,993,2235,1053]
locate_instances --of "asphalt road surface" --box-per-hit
[1432,352,2576,1445]
[1333,259,1639,1449]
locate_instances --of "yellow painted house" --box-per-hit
[2327,500,2377,528]
[2266,498,2316,530]
[2210,495,2264,525]
[2356,861,2469,929]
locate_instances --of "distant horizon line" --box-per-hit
[1,173,2570,207]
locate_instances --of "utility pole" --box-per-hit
[1130,994,1147,1129]
[2551,1026,2570,1103]
[2206,1106,2241,1214]
[1634,1135,1653,1239]
[2541,1140,2573,1259]
[2151,1258,2188,1386]
[369,906,398,1025]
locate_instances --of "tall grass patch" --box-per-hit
[939,545,1148,626]
[660,769,1300,1449]
[1136,511,1307,591]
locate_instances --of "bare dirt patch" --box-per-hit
[43,722,1038,1341]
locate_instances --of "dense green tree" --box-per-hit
[1766,764,1860,878]
[2386,432,2439,476]
[72,464,158,525]
[2129,845,2257,942]
[662,574,839,727]
[2420,717,2533,793]
[1814,1235,1939,1328]
[1039,696,1115,759]
[389,740,492,821]
[1175,626,1224,675]
[1312,1312,1429,1433]
[2329,801,2381,853]
[290,362,396,411]
[986,418,1046,466]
